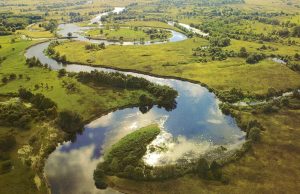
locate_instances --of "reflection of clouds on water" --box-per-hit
[100,110,169,153]
[87,113,114,128]
[144,130,213,166]
[45,145,120,194]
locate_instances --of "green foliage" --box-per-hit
[246,53,265,64]
[19,88,57,111]
[291,26,300,37]
[57,110,83,133]
[58,69,67,78]
[77,70,178,111]
[85,43,105,51]
[210,161,222,180]
[0,134,16,152]
[0,102,32,129]
[239,47,248,58]
[248,127,261,142]
[209,36,231,47]
[219,88,244,103]
[195,158,209,179]
[0,160,12,174]
[93,166,108,189]
[94,124,160,186]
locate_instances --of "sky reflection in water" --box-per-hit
[28,8,245,193]
[45,78,245,194]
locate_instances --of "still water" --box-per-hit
[25,8,245,194]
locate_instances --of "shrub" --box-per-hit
[246,53,265,64]
[0,134,16,152]
[210,161,222,180]
[58,69,67,77]
[195,158,209,179]
[1,160,12,173]
[93,167,107,189]
[248,127,261,142]
[57,111,83,133]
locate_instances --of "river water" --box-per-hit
[25,7,245,194]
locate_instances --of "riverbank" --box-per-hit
[52,39,300,97]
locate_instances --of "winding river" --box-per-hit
[25,8,245,194]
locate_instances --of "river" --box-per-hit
[25,7,245,194]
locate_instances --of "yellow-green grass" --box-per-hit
[86,28,150,41]
[121,21,180,31]
[227,39,300,56]
[108,105,300,194]
[232,0,300,12]
[53,39,300,95]
[16,30,54,39]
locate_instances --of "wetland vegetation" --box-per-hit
[0,0,300,194]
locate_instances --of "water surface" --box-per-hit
[25,8,245,194]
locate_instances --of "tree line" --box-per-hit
[77,70,178,111]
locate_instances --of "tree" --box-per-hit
[93,167,107,189]
[196,158,209,178]
[291,26,300,37]
[210,161,222,180]
[9,73,16,80]
[246,53,265,64]
[248,127,261,142]
[239,47,248,58]
[57,110,83,133]
[58,69,67,77]
[67,32,72,38]
[1,77,8,84]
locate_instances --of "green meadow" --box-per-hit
[53,39,300,95]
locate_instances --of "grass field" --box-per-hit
[86,28,151,41]
[53,39,300,95]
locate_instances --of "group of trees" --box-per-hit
[0,133,16,174]
[94,125,161,188]
[19,88,57,112]
[57,110,83,133]
[0,12,43,35]
[18,88,83,133]
[1,73,19,84]
[0,101,32,129]
[209,36,231,47]
[77,70,178,111]
[245,53,266,64]
[143,28,170,40]
[85,43,105,51]
[41,19,58,33]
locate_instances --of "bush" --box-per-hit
[58,69,67,77]
[57,111,83,133]
[1,160,12,173]
[210,161,222,180]
[246,53,265,64]
[0,134,16,152]
[195,158,209,179]
[93,167,107,189]
[248,127,261,142]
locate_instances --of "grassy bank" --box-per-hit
[53,39,300,96]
